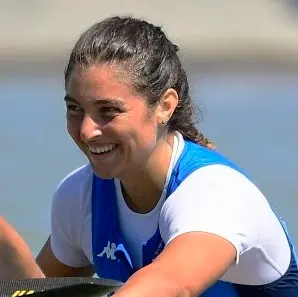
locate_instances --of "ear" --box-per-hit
[155,88,178,125]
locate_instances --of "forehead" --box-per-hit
[66,64,140,104]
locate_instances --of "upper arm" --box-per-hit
[36,236,94,277]
[37,164,94,277]
[155,164,281,292]
[159,165,269,261]
[159,164,292,286]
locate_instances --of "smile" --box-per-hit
[88,144,116,154]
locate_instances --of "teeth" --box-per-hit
[88,144,116,154]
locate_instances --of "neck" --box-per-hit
[120,134,175,214]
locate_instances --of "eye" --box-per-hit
[66,104,83,115]
[101,107,122,116]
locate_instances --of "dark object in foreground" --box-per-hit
[0,277,123,297]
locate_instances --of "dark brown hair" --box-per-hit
[65,16,214,148]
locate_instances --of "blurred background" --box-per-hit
[0,0,297,254]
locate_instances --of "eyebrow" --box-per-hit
[64,95,125,107]
[64,95,78,104]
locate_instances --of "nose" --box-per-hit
[80,114,102,143]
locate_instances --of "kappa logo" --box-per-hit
[97,241,117,260]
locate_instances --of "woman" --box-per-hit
[6,16,297,296]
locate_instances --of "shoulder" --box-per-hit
[160,164,288,251]
[55,163,93,198]
[160,164,291,283]
[165,163,262,210]
[52,163,93,213]
[50,164,94,266]
[56,163,93,193]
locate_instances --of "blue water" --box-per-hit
[0,72,297,254]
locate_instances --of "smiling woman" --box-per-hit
[1,16,297,297]
[63,63,168,180]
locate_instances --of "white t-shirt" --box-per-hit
[50,132,291,286]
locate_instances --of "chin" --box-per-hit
[94,172,115,180]
[91,165,118,180]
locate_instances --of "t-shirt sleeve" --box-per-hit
[50,164,92,267]
[159,164,277,264]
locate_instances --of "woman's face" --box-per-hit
[65,64,161,179]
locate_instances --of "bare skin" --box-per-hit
[115,233,236,297]
[36,236,94,277]
[0,217,44,279]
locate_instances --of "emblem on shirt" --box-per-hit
[97,241,117,260]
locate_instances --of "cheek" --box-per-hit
[131,116,158,149]
[67,119,88,154]
[67,117,81,141]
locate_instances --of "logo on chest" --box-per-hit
[97,241,117,260]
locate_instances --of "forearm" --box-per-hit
[0,217,45,279]
[114,232,236,297]
[114,264,191,297]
